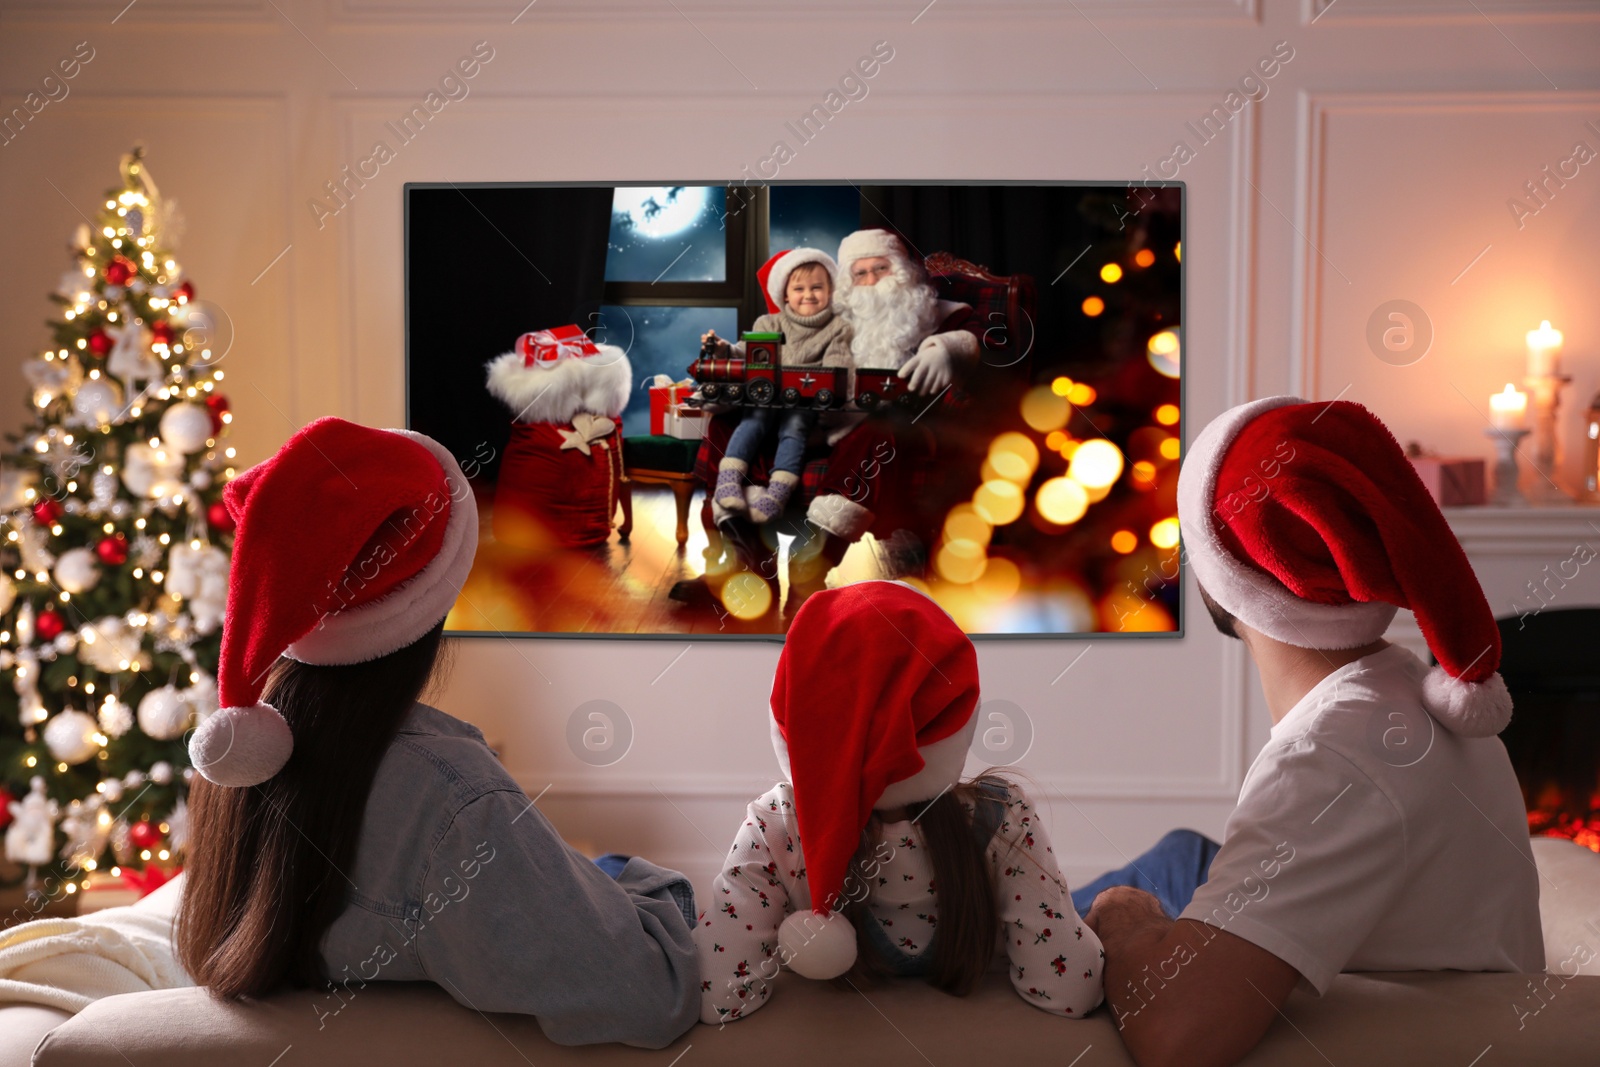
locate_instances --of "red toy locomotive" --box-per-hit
[686,331,920,412]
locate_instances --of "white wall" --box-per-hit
[2,0,1598,894]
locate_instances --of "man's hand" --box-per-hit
[1085,886,1169,945]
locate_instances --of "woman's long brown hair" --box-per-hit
[176,620,449,999]
[840,772,1008,996]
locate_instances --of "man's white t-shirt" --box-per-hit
[1180,644,1545,994]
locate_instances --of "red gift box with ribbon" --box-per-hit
[517,324,599,368]
[649,381,693,436]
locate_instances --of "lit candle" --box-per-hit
[1489,383,1528,430]
[1526,320,1563,378]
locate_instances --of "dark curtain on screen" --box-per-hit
[856,185,1131,379]
[405,185,613,484]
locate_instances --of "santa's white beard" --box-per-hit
[840,272,941,370]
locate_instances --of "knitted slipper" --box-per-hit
[714,460,748,512]
[750,473,798,525]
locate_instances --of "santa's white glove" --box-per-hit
[898,331,977,395]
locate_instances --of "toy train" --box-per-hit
[685,331,920,412]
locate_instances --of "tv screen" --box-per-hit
[405,181,1183,638]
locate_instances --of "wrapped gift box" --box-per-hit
[1409,454,1486,506]
[649,382,694,436]
[663,403,707,440]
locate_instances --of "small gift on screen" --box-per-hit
[663,403,707,440]
[1407,446,1486,507]
[647,375,694,436]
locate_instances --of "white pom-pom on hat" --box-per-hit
[779,910,857,980]
[1420,667,1513,738]
[188,702,294,787]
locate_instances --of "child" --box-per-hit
[694,580,1105,1024]
[703,248,851,523]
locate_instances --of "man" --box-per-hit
[683,228,981,619]
[1085,396,1544,1067]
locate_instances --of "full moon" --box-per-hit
[612,186,707,239]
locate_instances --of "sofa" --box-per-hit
[4,839,1599,1066]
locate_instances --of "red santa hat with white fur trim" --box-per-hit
[769,580,981,980]
[1176,396,1513,737]
[186,417,477,787]
[756,248,839,316]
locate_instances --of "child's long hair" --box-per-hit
[838,771,1014,996]
[177,620,451,999]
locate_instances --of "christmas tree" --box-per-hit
[0,148,234,894]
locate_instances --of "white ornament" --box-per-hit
[53,632,77,655]
[123,770,146,788]
[0,574,13,615]
[100,777,125,803]
[165,542,229,634]
[122,442,185,499]
[73,224,93,251]
[15,603,36,646]
[71,378,122,426]
[149,761,173,785]
[5,777,58,867]
[190,468,212,490]
[0,465,38,510]
[58,795,110,867]
[56,269,92,301]
[44,709,100,764]
[78,616,143,673]
[90,468,119,513]
[54,547,101,594]
[20,524,56,573]
[158,403,212,455]
[137,684,192,740]
[107,322,159,393]
[98,693,134,738]
[23,359,71,408]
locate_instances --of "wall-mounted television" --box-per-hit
[405,181,1183,639]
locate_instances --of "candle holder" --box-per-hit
[1524,372,1573,502]
[1484,427,1531,507]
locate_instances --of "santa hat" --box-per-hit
[769,580,980,980]
[186,418,477,787]
[1176,396,1513,737]
[756,248,839,316]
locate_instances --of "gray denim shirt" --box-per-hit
[314,702,699,1048]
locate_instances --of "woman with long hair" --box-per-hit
[176,417,698,1047]
[694,580,1105,1023]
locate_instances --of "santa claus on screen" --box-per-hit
[783,228,984,606]
[484,326,632,549]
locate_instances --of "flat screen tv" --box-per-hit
[405,181,1183,639]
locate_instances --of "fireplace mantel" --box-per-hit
[1385,503,1600,656]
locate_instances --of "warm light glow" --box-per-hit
[972,557,1021,601]
[1066,383,1097,406]
[973,480,1026,525]
[1081,296,1105,317]
[1111,530,1138,554]
[1159,436,1182,461]
[936,539,988,584]
[1489,383,1528,430]
[1036,477,1089,525]
[1134,248,1156,268]
[1051,376,1073,397]
[1100,263,1123,283]
[1148,329,1181,379]
[1067,439,1125,489]
[1150,517,1181,549]
[1045,430,1070,451]
[988,433,1040,484]
[1174,241,1181,261]
[1020,385,1071,432]
[719,573,773,621]
[1155,403,1180,426]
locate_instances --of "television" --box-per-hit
[405,181,1183,639]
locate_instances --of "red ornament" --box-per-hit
[120,863,180,898]
[206,501,235,533]
[204,393,230,434]
[86,328,113,357]
[173,281,195,305]
[32,498,63,525]
[0,787,12,830]
[104,256,136,286]
[128,819,161,850]
[36,609,65,642]
[96,533,130,565]
[149,319,175,347]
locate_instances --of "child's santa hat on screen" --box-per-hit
[1176,396,1513,737]
[768,580,980,980]
[756,248,840,315]
[186,417,477,787]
